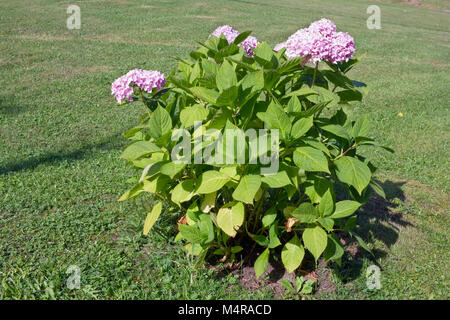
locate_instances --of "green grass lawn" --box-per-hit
[0,0,449,299]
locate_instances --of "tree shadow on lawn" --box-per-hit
[0,133,124,175]
[215,179,414,297]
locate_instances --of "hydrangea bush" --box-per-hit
[112,20,392,276]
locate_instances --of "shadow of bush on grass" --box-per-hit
[0,133,123,175]
[331,179,414,284]
[210,179,414,296]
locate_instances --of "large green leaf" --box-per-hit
[262,207,277,228]
[352,115,370,138]
[261,170,292,188]
[149,106,172,139]
[323,234,344,262]
[143,202,163,235]
[291,116,313,139]
[216,60,237,91]
[216,202,245,237]
[171,179,196,204]
[293,146,330,173]
[330,200,361,219]
[334,156,371,195]
[196,170,230,194]
[180,105,208,128]
[292,202,318,223]
[120,141,161,161]
[254,248,269,278]
[302,226,328,262]
[190,87,219,104]
[281,235,305,273]
[232,174,261,204]
[317,190,335,217]
[285,87,317,98]
[178,224,205,244]
[160,162,186,179]
[241,70,264,93]
[320,124,351,141]
[256,100,291,140]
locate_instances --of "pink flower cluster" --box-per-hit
[111,69,166,103]
[280,18,355,64]
[210,25,260,57]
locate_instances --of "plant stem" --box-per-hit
[311,62,319,88]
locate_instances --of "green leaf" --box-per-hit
[261,170,292,188]
[302,226,328,262]
[262,207,277,228]
[143,202,163,236]
[198,214,214,243]
[160,162,186,179]
[293,146,330,173]
[180,104,208,128]
[286,96,302,113]
[256,100,291,140]
[349,231,373,256]
[232,174,261,204]
[254,248,269,278]
[292,202,318,223]
[190,87,219,104]
[149,106,172,139]
[317,217,334,232]
[196,170,230,194]
[369,180,386,199]
[331,200,361,219]
[241,70,264,93]
[317,189,335,217]
[171,179,196,204]
[320,124,351,141]
[233,31,252,46]
[268,223,282,248]
[285,87,317,98]
[118,182,144,201]
[200,192,216,213]
[281,279,295,294]
[277,56,308,73]
[216,202,245,237]
[253,42,274,63]
[216,86,238,106]
[323,234,344,262]
[304,175,334,204]
[216,60,237,91]
[120,141,161,161]
[178,224,204,244]
[291,116,313,140]
[295,276,305,292]
[334,156,371,195]
[352,115,370,138]
[281,235,305,273]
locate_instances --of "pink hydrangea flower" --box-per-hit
[211,25,240,44]
[274,42,286,52]
[283,18,355,64]
[210,25,259,57]
[308,18,337,37]
[329,32,355,64]
[239,35,259,57]
[111,69,166,104]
